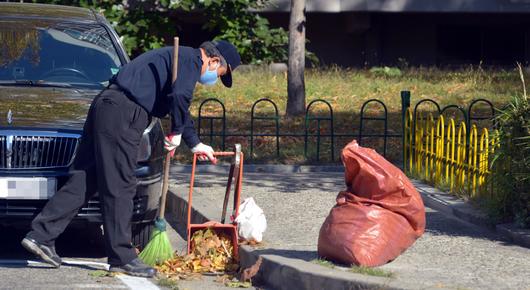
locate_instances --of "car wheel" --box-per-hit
[132,222,153,250]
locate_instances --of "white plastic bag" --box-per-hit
[235,197,267,242]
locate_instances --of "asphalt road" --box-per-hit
[0,222,260,290]
[0,225,156,290]
[0,227,127,289]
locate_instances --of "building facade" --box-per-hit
[260,0,530,67]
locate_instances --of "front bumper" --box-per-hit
[0,165,162,226]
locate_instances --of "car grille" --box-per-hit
[0,199,46,216]
[78,196,148,217]
[0,196,147,217]
[0,131,80,169]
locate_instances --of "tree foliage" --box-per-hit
[0,24,40,66]
[179,0,288,64]
[33,0,289,63]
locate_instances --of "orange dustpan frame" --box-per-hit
[186,151,243,260]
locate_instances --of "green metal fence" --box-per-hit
[195,91,495,164]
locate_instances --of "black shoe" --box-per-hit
[109,258,157,278]
[21,237,62,268]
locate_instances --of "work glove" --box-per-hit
[164,133,181,157]
[191,142,217,164]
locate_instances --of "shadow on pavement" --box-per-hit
[0,264,57,269]
[249,248,317,262]
[0,225,106,260]
[424,210,511,244]
[173,171,345,194]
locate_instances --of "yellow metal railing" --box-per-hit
[404,108,498,197]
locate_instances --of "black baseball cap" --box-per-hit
[212,40,241,88]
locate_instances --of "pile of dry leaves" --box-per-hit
[156,228,239,280]
[155,227,263,288]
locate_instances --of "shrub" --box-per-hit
[492,66,530,228]
[369,66,402,78]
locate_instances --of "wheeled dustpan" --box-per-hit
[186,144,243,260]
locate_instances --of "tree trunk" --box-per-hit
[286,0,306,117]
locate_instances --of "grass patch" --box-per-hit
[195,65,518,115]
[196,66,519,111]
[311,258,335,269]
[173,66,518,164]
[156,277,180,290]
[312,259,394,279]
[88,270,115,277]
[350,265,394,278]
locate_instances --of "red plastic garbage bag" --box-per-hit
[318,140,425,267]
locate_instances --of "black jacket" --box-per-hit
[112,46,202,147]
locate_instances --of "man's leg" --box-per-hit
[23,95,100,266]
[92,89,149,267]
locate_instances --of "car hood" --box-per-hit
[0,86,97,130]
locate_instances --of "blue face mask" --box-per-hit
[199,63,219,85]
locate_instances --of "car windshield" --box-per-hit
[0,20,122,89]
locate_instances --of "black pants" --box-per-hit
[27,87,149,266]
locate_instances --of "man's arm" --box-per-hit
[181,117,201,148]
[167,47,217,164]
[169,51,200,138]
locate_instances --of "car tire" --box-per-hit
[132,222,153,250]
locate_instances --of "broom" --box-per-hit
[139,37,180,266]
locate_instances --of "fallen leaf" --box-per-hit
[226,281,252,288]
[200,259,211,267]
[89,270,111,278]
[240,256,262,282]
[155,227,238,279]
[214,274,233,284]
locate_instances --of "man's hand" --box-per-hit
[191,143,217,164]
[164,134,181,157]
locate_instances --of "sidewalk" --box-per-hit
[166,165,530,290]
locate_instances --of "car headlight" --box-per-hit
[137,120,155,162]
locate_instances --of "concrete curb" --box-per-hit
[238,247,400,290]
[166,186,402,290]
[496,223,530,248]
[412,179,530,248]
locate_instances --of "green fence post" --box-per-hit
[401,90,411,172]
